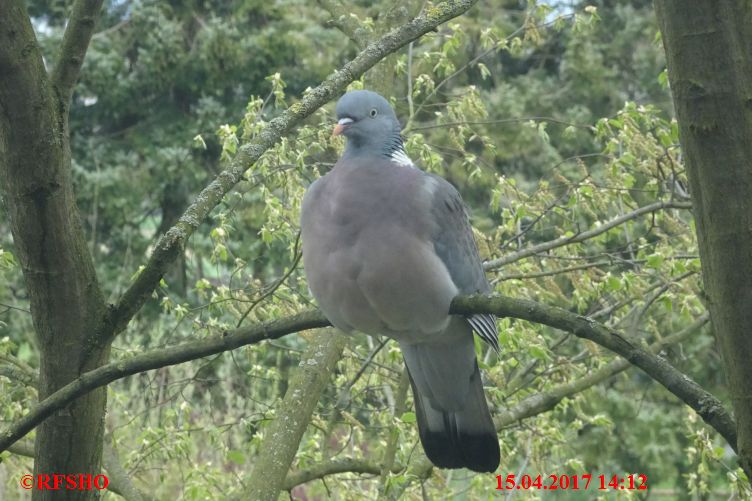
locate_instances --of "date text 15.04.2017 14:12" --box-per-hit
[496,473,648,491]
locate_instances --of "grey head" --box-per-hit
[333,90,410,164]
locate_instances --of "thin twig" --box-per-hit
[0,302,31,314]
[484,200,692,270]
[410,116,590,131]
[236,232,302,327]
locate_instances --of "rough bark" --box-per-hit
[0,1,479,493]
[654,0,752,479]
[245,328,347,501]
[0,1,107,498]
[9,440,150,501]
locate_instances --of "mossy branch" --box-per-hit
[317,0,370,48]
[0,295,735,462]
[450,295,736,449]
[245,328,347,500]
[104,0,481,345]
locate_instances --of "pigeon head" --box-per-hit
[333,90,408,163]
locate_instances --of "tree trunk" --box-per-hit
[654,0,752,480]
[0,2,109,499]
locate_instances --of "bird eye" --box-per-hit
[369,108,378,117]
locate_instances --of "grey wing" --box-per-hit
[427,173,499,353]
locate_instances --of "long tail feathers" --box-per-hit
[406,359,500,473]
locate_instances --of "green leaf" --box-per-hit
[529,345,548,360]
[660,295,673,312]
[647,254,664,268]
[227,450,246,465]
[478,62,491,80]
[606,275,622,291]
[658,69,669,89]
[400,412,417,424]
[590,414,613,427]
[537,122,550,143]
[17,342,33,363]
[623,173,636,189]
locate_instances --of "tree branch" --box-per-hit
[410,117,591,131]
[378,368,410,499]
[283,458,401,490]
[0,1,50,133]
[0,310,330,453]
[246,328,347,500]
[102,439,150,501]
[396,313,714,492]
[317,0,370,48]
[5,372,150,501]
[493,260,611,282]
[102,0,481,347]
[0,295,734,460]
[483,200,692,270]
[256,316,711,492]
[495,314,710,428]
[0,365,37,388]
[51,0,104,105]
[449,294,737,450]
[7,439,34,457]
[1,0,111,479]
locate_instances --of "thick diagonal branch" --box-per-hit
[104,0,481,346]
[246,329,347,500]
[450,295,736,449]
[0,296,734,459]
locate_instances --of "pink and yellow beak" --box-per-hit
[332,117,354,136]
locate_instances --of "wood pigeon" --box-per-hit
[300,90,500,472]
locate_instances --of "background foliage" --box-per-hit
[0,0,745,498]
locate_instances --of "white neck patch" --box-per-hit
[390,148,414,167]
